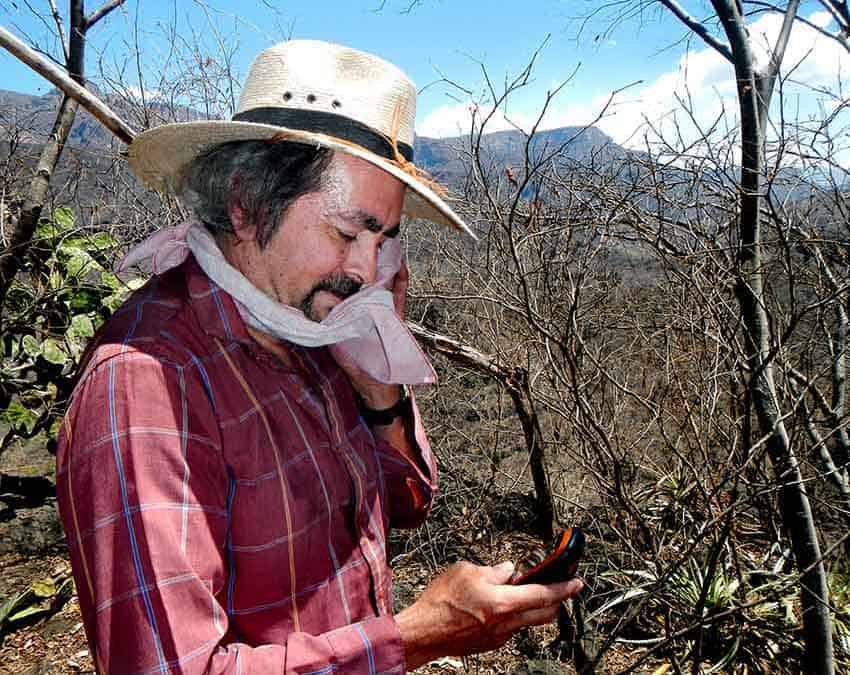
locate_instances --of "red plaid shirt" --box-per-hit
[56,257,436,674]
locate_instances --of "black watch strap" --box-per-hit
[358,386,412,426]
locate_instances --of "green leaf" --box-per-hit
[41,339,67,365]
[7,603,50,624]
[35,219,58,240]
[69,289,103,313]
[48,417,62,442]
[99,271,122,292]
[31,578,56,599]
[22,335,41,358]
[55,577,75,601]
[52,207,75,230]
[0,401,39,434]
[102,275,147,312]
[48,269,64,291]
[88,232,118,250]
[68,314,95,341]
[587,587,650,622]
[0,593,21,624]
[102,293,124,313]
[63,248,96,279]
[66,315,93,359]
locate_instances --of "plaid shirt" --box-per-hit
[56,257,436,674]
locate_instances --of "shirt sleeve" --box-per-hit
[373,391,438,529]
[56,348,407,674]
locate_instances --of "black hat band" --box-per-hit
[233,107,414,162]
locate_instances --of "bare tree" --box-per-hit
[648,3,838,672]
[404,10,850,665]
[0,0,126,327]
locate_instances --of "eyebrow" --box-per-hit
[343,210,401,238]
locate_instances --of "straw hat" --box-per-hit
[128,39,473,237]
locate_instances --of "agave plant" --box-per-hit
[587,550,805,673]
[831,572,850,671]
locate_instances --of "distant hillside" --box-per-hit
[0,88,122,149]
[0,87,207,150]
[0,88,628,182]
[415,126,627,187]
[0,87,830,219]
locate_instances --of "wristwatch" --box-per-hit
[358,386,412,426]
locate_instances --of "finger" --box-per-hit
[483,560,516,584]
[392,260,409,318]
[506,604,564,631]
[497,577,583,612]
[556,577,585,598]
[520,576,583,601]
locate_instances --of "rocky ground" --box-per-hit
[0,553,91,674]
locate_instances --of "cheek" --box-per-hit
[312,245,347,279]
[282,239,346,294]
[309,228,350,272]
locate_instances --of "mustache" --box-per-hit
[299,274,362,318]
[311,274,362,300]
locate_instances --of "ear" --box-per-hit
[227,201,258,243]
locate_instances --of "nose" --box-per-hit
[343,232,381,286]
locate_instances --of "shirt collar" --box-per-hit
[184,254,254,345]
[183,255,309,376]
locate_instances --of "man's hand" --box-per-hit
[332,260,409,408]
[395,560,584,670]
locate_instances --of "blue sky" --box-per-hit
[0,1,685,127]
[2,0,847,159]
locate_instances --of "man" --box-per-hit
[56,40,581,673]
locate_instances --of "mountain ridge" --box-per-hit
[0,87,626,179]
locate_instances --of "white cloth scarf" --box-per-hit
[118,222,436,385]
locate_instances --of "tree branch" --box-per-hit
[659,0,734,62]
[750,2,850,52]
[818,0,850,32]
[47,0,69,63]
[86,0,125,30]
[408,321,555,538]
[758,0,800,109]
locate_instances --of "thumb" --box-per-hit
[485,560,516,584]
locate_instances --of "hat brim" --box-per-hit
[127,120,475,239]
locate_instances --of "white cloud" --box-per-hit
[418,11,850,166]
[417,101,535,139]
[582,11,850,155]
[122,84,164,103]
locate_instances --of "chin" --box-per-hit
[318,292,346,319]
[303,294,338,322]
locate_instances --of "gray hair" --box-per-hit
[181,140,334,248]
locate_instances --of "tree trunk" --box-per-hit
[0,95,79,318]
[711,1,834,672]
[0,1,89,326]
[506,368,555,540]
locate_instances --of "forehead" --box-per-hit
[320,153,406,228]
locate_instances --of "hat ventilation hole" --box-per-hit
[307,94,317,103]
[282,91,292,101]
[332,99,342,108]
